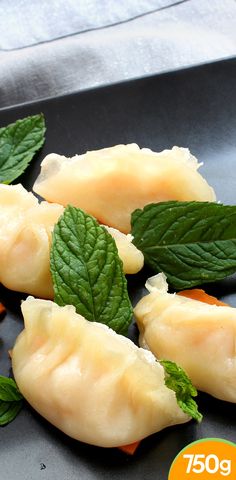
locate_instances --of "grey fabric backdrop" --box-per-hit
[0,0,236,108]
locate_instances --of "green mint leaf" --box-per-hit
[0,114,45,184]
[160,360,202,422]
[50,205,133,335]
[0,376,23,426]
[131,201,236,289]
[0,399,23,426]
[0,375,23,402]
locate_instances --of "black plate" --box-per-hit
[1,58,236,480]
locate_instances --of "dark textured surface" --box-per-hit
[0,58,236,480]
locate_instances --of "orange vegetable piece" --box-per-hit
[0,302,6,314]
[177,288,228,307]
[119,440,140,455]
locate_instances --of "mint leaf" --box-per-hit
[0,114,45,184]
[0,376,23,426]
[0,400,23,426]
[50,206,133,335]
[160,360,202,422]
[131,201,236,289]
[0,375,23,401]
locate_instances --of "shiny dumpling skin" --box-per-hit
[33,144,216,233]
[12,297,189,448]
[104,226,144,274]
[134,283,236,403]
[0,184,63,298]
[0,185,143,298]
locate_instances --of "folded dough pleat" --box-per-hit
[12,297,189,447]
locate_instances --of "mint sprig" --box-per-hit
[160,360,202,422]
[131,201,236,289]
[0,375,23,426]
[50,206,133,335]
[0,114,45,184]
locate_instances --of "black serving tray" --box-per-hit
[0,58,236,480]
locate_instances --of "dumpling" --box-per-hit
[104,226,143,274]
[33,144,216,233]
[0,184,144,298]
[12,297,189,447]
[0,184,63,298]
[134,274,236,403]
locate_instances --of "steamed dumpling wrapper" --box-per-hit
[103,226,144,274]
[12,297,189,447]
[0,184,63,298]
[0,184,144,298]
[33,144,216,233]
[134,274,236,403]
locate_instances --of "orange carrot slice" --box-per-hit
[177,288,228,307]
[0,302,6,314]
[119,440,140,455]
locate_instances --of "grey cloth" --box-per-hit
[0,0,179,50]
[0,0,236,109]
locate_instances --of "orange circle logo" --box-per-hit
[169,438,236,479]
